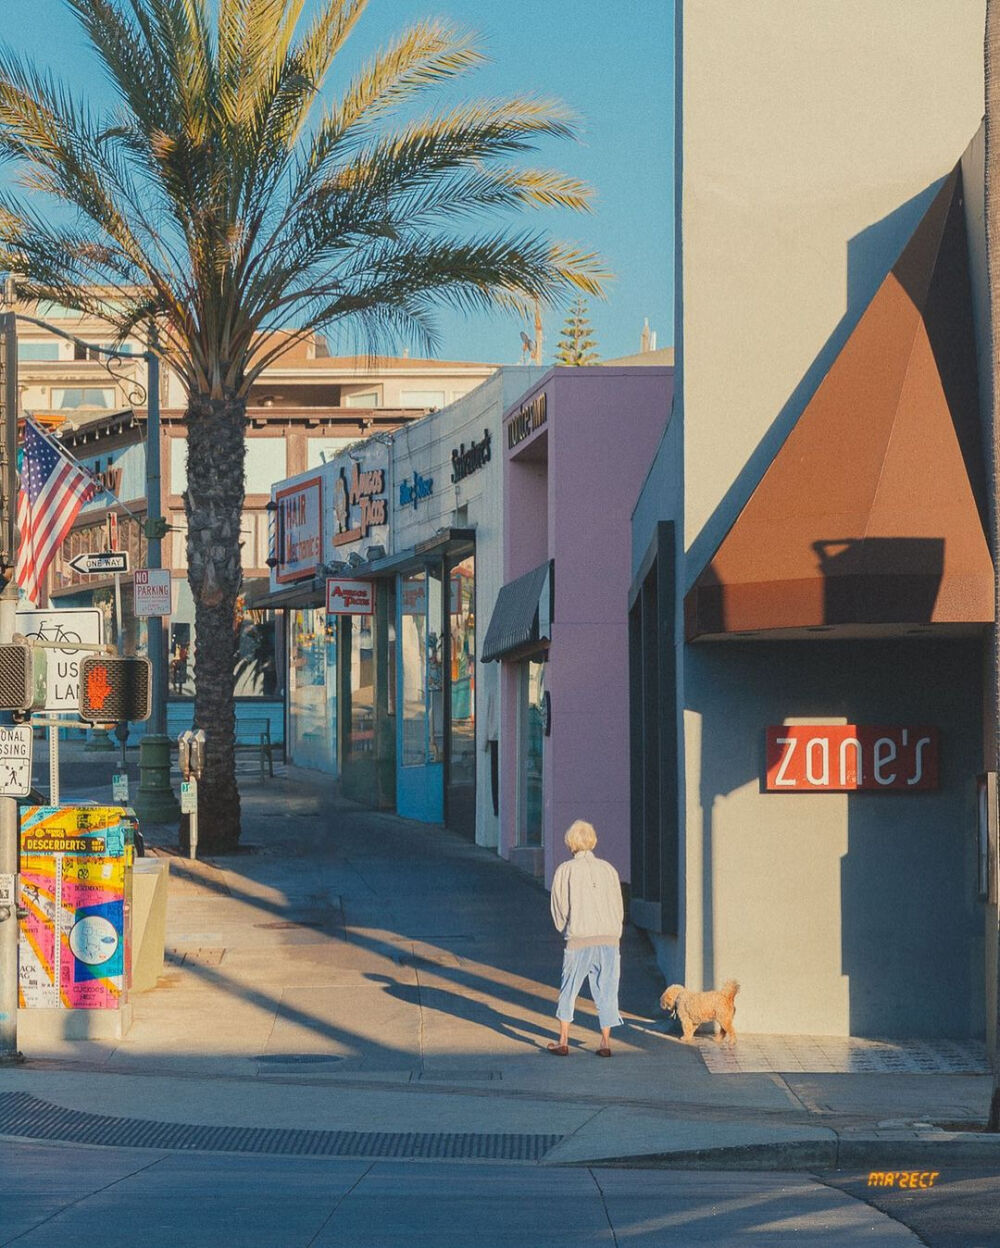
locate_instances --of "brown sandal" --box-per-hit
[596,1047,612,1058]
[547,1043,569,1056]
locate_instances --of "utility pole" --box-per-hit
[133,326,178,822]
[0,312,23,1064]
[533,299,544,365]
[9,309,178,821]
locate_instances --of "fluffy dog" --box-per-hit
[660,980,739,1044]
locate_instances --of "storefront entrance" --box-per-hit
[396,544,476,835]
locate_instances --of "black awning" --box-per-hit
[481,560,553,662]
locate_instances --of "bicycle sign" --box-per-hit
[16,608,104,711]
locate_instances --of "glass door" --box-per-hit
[520,658,546,846]
[445,554,476,836]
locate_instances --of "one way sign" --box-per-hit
[68,551,129,575]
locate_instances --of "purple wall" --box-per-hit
[499,367,673,886]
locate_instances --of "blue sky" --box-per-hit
[2,0,674,365]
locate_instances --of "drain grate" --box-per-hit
[0,1093,561,1161]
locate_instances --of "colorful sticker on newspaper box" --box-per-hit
[17,806,134,1010]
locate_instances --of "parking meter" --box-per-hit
[178,730,192,780]
[190,729,206,781]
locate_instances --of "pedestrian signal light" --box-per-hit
[0,642,46,713]
[79,656,152,723]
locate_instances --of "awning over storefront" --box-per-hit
[246,575,324,609]
[481,560,553,662]
[685,165,995,641]
[245,529,477,610]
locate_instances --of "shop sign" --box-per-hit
[333,461,387,547]
[401,579,427,615]
[765,725,939,792]
[326,578,375,615]
[275,476,322,581]
[451,429,492,483]
[506,391,547,449]
[399,470,433,509]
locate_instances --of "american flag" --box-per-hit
[17,419,97,605]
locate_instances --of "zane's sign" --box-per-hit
[765,725,939,792]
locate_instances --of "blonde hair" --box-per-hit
[564,819,597,853]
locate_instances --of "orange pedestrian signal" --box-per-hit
[78,656,152,723]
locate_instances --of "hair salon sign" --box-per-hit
[765,725,939,792]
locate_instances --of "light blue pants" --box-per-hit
[556,945,623,1030]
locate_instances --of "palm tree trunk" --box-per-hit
[183,393,246,853]
[985,0,1000,1133]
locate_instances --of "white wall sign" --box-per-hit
[16,607,103,711]
[326,578,375,615]
[0,724,33,796]
[134,568,172,617]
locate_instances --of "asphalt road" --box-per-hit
[823,1167,1000,1248]
[4,1138,981,1247]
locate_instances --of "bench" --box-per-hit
[234,716,274,781]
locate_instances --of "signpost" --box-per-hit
[0,725,32,797]
[67,551,129,576]
[133,568,172,618]
[16,608,104,804]
[16,608,104,712]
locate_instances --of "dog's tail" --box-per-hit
[721,980,740,1002]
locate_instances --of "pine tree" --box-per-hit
[554,298,600,365]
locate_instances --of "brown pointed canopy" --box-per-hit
[685,166,994,641]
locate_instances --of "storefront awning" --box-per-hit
[244,529,477,610]
[685,165,995,641]
[481,560,553,662]
[246,575,324,610]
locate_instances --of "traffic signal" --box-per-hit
[79,656,151,723]
[0,643,46,713]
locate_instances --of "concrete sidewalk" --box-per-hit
[2,744,999,1170]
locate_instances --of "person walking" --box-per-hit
[548,819,624,1056]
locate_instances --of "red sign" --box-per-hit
[326,578,375,616]
[765,725,939,792]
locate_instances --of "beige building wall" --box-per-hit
[675,0,988,1036]
[680,0,987,574]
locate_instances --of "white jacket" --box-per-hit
[550,850,623,949]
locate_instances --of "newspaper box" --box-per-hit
[17,806,138,1039]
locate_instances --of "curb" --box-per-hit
[559,1132,1000,1172]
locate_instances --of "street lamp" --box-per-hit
[10,313,178,823]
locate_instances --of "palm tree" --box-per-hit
[0,0,606,851]
[985,0,1000,1133]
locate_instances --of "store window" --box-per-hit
[400,567,444,766]
[520,658,546,846]
[346,613,375,762]
[289,608,337,772]
[447,557,476,788]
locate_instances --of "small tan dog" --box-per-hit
[660,980,739,1044]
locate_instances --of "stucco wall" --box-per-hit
[390,367,544,847]
[683,639,985,1038]
[678,0,987,577]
